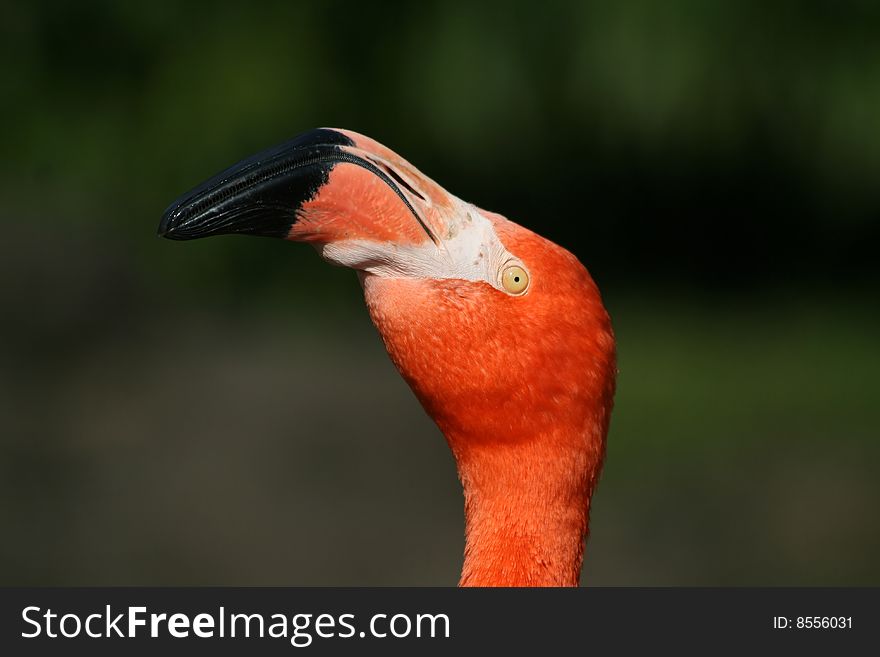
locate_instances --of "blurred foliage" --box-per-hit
[1,1,878,585]
[3,0,879,296]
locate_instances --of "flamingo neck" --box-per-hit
[453,440,597,587]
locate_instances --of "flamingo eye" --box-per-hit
[501,265,529,295]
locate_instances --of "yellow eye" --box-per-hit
[501,265,529,295]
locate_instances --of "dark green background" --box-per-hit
[2,1,878,585]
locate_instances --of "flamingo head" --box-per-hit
[160,128,617,583]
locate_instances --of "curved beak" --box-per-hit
[159,128,448,247]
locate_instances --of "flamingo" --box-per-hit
[159,128,616,587]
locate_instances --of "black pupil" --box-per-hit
[514,276,520,282]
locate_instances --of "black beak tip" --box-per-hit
[156,128,359,243]
[157,205,183,239]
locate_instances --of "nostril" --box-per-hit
[378,162,427,202]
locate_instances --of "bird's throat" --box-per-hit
[454,440,599,587]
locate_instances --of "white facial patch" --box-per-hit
[319,198,525,293]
